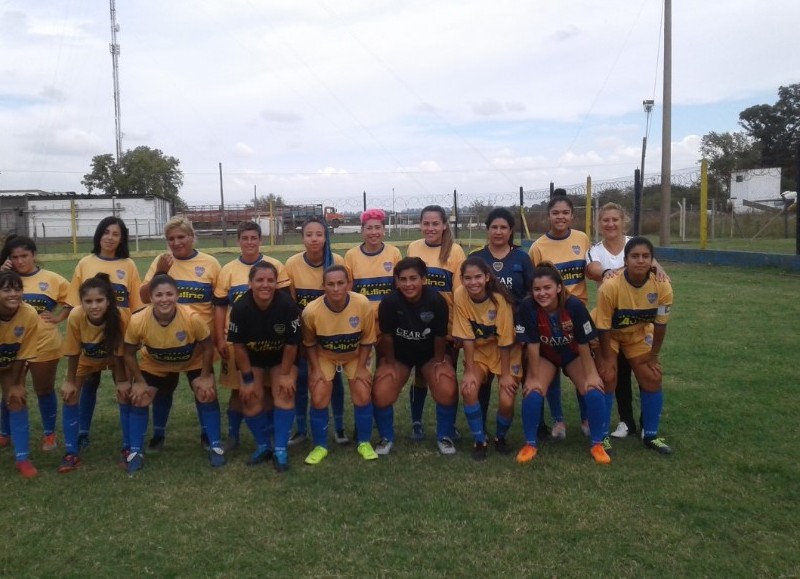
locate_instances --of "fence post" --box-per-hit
[219,162,227,247]
[796,141,799,255]
[71,199,78,255]
[453,189,459,239]
[585,176,592,239]
[134,219,140,253]
[633,169,642,235]
[549,182,555,199]
[41,223,46,254]
[700,159,708,249]
[519,186,525,240]
[363,191,366,212]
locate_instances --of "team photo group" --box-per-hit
[0,195,673,478]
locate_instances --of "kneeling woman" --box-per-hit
[595,236,674,455]
[301,265,377,464]
[453,257,520,461]
[515,264,610,465]
[228,261,301,472]
[60,274,129,473]
[123,274,224,473]
[372,257,458,456]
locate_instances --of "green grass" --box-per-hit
[1,256,798,576]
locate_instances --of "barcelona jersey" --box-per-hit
[516,295,596,367]
[302,292,375,363]
[529,229,591,304]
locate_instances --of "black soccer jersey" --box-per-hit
[228,290,301,368]
[378,286,448,367]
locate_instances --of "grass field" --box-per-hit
[0,251,798,576]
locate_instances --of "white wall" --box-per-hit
[730,168,782,212]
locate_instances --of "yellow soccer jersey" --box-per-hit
[0,302,39,368]
[20,267,69,360]
[214,254,289,307]
[452,286,515,348]
[406,239,466,334]
[144,250,221,330]
[63,306,125,377]
[302,292,376,363]
[344,243,402,312]
[595,271,673,336]
[284,252,346,311]
[125,304,210,376]
[67,254,144,313]
[529,229,591,304]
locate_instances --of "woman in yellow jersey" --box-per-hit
[124,274,224,473]
[528,193,592,441]
[284,216,348,446]
[59,274,128,473]
[595,237,674,456]
[141,216,221,452]
[213,221,290,452]
[67,216,142,450]
[406,205,465,440]
[301,265,377,465]
[452,257,519,461]
[0,271,41,477]
[0,235,70,453]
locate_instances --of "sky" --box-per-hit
[0,0,798,213]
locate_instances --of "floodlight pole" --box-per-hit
[109,0,122,163]
[641,99,655,192]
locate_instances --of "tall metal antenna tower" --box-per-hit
[109,0,123,163]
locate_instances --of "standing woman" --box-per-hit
[0,271,41,477]
[528,194,592,439]
[406,205,466,440]
[470,207,534,430]
[140,216,221,451]
[59,274,129,473]
[452,257,520,461]
[124,274,224,473]
[284,216,348,445]
[228,261,301,471]
[0,235,70,452]
[595,236,674,455]
[301,265,377,464]
[514,264,610,464]
[67,216,143,450]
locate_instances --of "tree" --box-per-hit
[82,146,186,209]
[699,131,759,197]
[248,193,285,211]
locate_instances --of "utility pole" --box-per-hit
[641,99,655,190]
[659,0,672,246]
[109,0,122,163]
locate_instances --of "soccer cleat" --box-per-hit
[410,421,425,441]
[580,420,590,437]
[437,437,456,456]
[148,435,165,453]
[493,437,513,455]
[288,431,307,447]
[357,442,379,461]
[16,459,38,478]
[118,449,130,470]
[644,436,673,455]
[451,427,463,443]
[375,438,393,456]
[126,451,144,475]
[208,446,227,468]
[58,454,82,473]
[335,430,350,445]
[610,422,630,439]
[200,432,210,451]
[471,441,488,462]
[601,436,616,457]
[590,443,612,464]
[222,437,240,453]
[77,433,90,451]
[0,434,9,449]
[246,446,273,466]
[551,421,567,440]
[304,445,329,465]
[537,423,550,441]
[516,444,538,464]
[273,450,289,473]
[41,433,57,452]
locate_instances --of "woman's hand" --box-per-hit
[498,373,518,397]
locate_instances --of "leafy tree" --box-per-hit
[699,131,759,197]
[249,193,285,211]
[82,146,185,209]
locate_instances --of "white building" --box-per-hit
[729,168,782,212]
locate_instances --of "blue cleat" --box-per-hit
[127,452,144,475]
[208,446,226,468]
[246,445,273,466]
[273,450,289,473]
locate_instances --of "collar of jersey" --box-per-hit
[19,267,41,277]
[174,250,199,261]
[324,293,350,313]
[424,241,442,248]
[239,254,263,266]
[94,254,122,262]
[302,252,324,268]
[544,229,571,241]
[468,292,491,304]
[623,269,648,288]
[359,243,384,256]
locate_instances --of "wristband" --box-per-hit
[241,370,254,385]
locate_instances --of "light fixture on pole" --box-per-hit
[641,99,655,190]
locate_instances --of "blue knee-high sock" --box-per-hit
[244,412,270,448]
[641,390,663,438]
[604,392,615,437]
[78,374,100,434]
[546,374,563,422]
[584,389,607,445]
[435,402,457,441]
[521,392,543,446]
[273,407,294,453]
[9,408,30,462]
[309,407,329,448]
[198,401,222,449]
[374,405,394,441]
[464,403,486,444]
[194,398,207,436]
[152,390,174,437]
[129,406,149,454]
[331,371,345,432]
[227,408,243,441]
[576,388,587,422]
[63,403,80,455]
[354,403,373,444]
[294,359,309,434]
[0,399,9,437]
[265,409,274,445]
[410,385,428,423]
[495,414,513,440]
[37,392,58,436]
[119,403,132,450]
